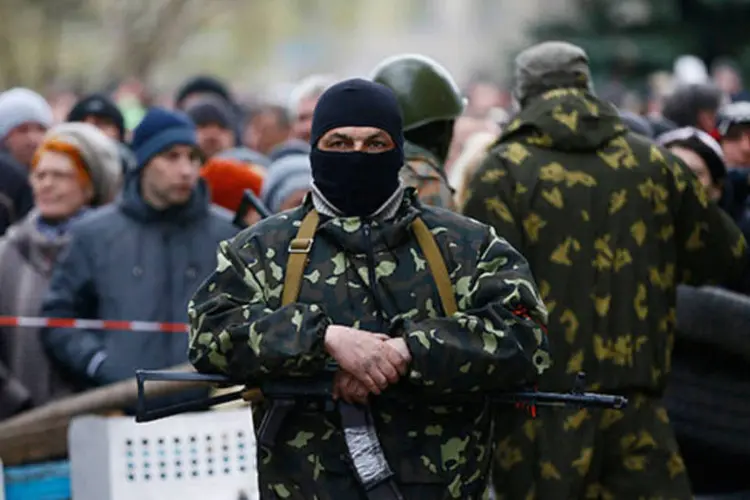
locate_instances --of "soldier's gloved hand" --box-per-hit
[332,370,370,405]
[324,325,407,395]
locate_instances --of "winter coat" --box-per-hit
[40,175,237,388]
[462,87,748,393]
[0,212,78,418]
[0,152,33,237]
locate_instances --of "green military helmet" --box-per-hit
[370,54,466,131]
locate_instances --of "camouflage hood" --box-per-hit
[502,88,627,153]
[401,140,457,210]
[404,140,441,167]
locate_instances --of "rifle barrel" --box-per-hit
[491,391,627,409]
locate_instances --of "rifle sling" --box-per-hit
[410,217,457,316]
[339,402,404,500]
[281,209,319,306]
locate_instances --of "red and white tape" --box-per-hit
[0,316,188,333]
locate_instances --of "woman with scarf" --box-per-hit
[0,122,121,419]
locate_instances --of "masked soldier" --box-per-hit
[188,79,550,500]
[371,54,464,210]
[462,42,748,499]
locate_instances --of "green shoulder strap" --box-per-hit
[282,211,457,316]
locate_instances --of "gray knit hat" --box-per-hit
[261,154,312,212]
[513,41,593,105]
[218,146,271,168]
[0,88,53,141]
[39,122,123,206]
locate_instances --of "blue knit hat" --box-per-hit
[131,107,197,170]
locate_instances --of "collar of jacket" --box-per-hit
[404,140,444,171]
[35,207,90,239]
[311,182,406,221]
[117,170,210,225]
[300,187,422,255]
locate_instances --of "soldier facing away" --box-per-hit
[188,78,550,499]
[371,54,464,210]
[462,42,748,499]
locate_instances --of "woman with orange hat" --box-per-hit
[0,122,121,418]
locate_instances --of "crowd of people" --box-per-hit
[0,41,749,499]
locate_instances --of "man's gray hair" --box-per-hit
[287,74,337,120]
[513,41,594,105]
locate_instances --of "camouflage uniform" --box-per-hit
[372,55,464,211]
[402,141,456,210]
[462,88,748,499]
[188,189,550,500]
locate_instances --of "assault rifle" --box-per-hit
[133,370,626,499]
[135,369,627,424]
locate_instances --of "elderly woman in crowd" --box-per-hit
[0,122,121,419]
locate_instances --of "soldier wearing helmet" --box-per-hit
[371,54,464,210]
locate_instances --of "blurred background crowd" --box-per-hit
[2,0,750,497]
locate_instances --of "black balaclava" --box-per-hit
[310,78,404,217]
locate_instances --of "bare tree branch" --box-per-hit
[36,13,64,87]
[128,0,193,80]
[0,0,28,86]
[0,0,87,88]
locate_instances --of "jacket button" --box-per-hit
[186,267,197,279]
[133,266,143,277]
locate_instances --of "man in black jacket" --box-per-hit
[0,152,33,236]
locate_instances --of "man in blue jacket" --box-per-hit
[41,107,237,388]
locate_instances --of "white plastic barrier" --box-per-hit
[69,409,258,500]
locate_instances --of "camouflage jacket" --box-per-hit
[400,141,457,211]
[188,189,549,500]
[462,88,748,394]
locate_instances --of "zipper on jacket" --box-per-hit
[362,221,386,331]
